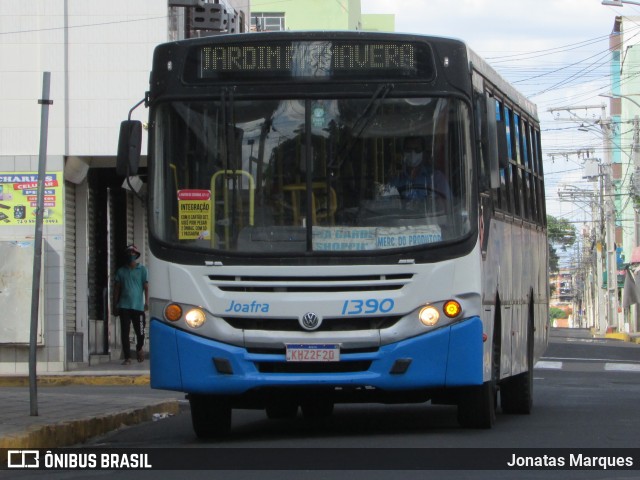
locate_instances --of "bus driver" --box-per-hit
[388,136,451,203]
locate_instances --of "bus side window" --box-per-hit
[505,107,521,217]
[477,92,498,192]
[523,121,536,222]
[495,100,510,213]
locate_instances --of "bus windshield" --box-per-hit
[151,96,472,254]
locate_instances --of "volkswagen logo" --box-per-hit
[300,312,322,331]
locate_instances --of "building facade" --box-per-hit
[609,16,640,333]
[249,0,394,32]
[0,0,248,373]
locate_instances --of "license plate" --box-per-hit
[286,344,340,362]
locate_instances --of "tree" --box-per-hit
[547,215,576,273]
[549,307,567,320]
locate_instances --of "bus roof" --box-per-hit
[153,31,538,121]
[467,47,538,121]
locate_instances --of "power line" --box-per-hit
[0,15,168,36]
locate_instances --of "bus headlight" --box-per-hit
[185,308,206,328]
[419,305,440,326]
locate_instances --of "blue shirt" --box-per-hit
[390,166,451,200]
[115,263,148,311]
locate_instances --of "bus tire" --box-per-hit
[188,394,232,439]
[458,311,499,429]
[501,314,534,414]
[500,370,532,414]
[457,379,496,429]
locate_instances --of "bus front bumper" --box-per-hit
[149,316,483,395]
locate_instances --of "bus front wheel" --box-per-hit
[457,317,499,429]
[188,394,232,439]
[456,380,496,429]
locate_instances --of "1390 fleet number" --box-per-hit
[341,298,395,315]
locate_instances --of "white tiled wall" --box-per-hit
[0,1,168,373]
[0,0,167,158]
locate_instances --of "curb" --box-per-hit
[0,375,150,387]
[605,332,632,343]
[589,328,640,344]
[603,333,640,344]
[0,399,180,453]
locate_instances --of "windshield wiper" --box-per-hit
[220,88,241,244]
[329,83,394,171]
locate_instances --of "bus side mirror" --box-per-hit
[117,120,142,176]
[484,95,500,189]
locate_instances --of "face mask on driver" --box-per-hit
[403,151,422,168]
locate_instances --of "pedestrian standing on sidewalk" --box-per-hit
[114,244,149,365]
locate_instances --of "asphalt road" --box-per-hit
[7,329,640,480]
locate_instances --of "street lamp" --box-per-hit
[599,93,640,110]
[602,0,640,7]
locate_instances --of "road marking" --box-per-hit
[535,360,640,372]
[605,363,640,372]
[535,361,563,370]
[565,338,609,343]
[542,356,640,364]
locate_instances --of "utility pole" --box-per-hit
[632,115,640,332]
[602,117,620,333]
[549,104,618,332]
[30,72,52,416]
[557,182,602,330]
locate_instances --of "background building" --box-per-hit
[249,0,394,32]
[605,16,640,333]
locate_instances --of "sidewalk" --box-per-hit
[0,359,183,450]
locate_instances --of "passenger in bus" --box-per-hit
[387,136,450,203]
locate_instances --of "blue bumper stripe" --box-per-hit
[150,316,483,394]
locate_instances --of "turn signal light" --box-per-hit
[165,303,183,322]
[443,300,462,318]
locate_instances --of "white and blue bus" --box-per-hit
[118,31,549,437]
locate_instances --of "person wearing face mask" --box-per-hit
[114,244,149,365]
[390,136,450,202]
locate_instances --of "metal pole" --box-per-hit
[597,242,606,332]
[598,166,607,334]
[602,116,619,332]
[30,72,52,416]
[602,0,640,8]
[633,115,640,332]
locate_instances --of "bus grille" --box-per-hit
[247,346,378,355]
[224,316,402,332]
[208,273,413,292]
[256,361,372,374]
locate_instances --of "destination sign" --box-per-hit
[187,40,434,81]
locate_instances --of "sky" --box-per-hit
[363,0,636,230]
